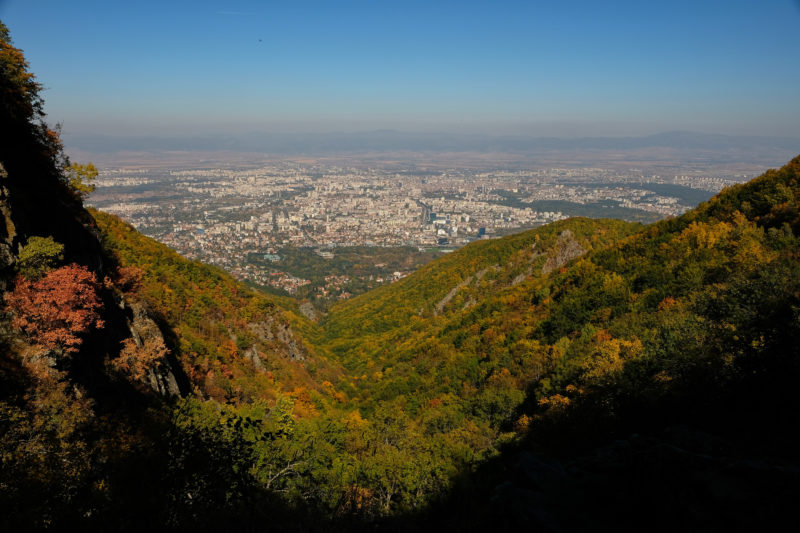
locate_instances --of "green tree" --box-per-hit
[65,162,98,199]
[16,235,63,280]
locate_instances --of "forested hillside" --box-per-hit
[2,20,799,531]
[416,154,800,530]
[93,209,338,414]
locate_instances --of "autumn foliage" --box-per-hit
[3,13,800,525]
[5,264,104,354]
[112,336,168,381]
[113,265,145,293]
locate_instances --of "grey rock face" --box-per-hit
[243,345,267,373]
[127,301,180,396]
[542,230,585,274]
[247,317,306,362]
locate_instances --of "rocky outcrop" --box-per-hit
[435,275,473,316]
[0,183,17,289]
[242,345,267,373]
[510,272,528,286]
[275,323,304,362]
[435,267,495,316]
[247,317,306,362]
[542,230,585,274]
[127,301,180,396]
[299,301,318,321]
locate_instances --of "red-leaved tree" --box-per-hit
[5,264,104,354]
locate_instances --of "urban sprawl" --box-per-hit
[91,163,745,295]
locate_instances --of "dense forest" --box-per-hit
[2,21,799,531]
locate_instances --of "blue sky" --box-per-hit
[1,0,799,137]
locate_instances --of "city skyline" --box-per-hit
[2,0,799,139]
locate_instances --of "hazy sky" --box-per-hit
[2,0,799,137]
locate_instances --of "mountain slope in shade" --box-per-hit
[398,155,800,531]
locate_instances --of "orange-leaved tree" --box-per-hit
[5,264,104,354]
[113,336,168,381]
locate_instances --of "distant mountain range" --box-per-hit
[64,130,799,158]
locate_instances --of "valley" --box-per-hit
[2,14,799,532]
